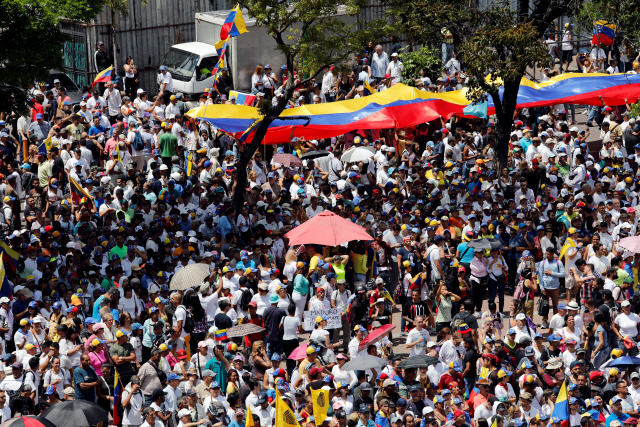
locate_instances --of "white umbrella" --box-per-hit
[169,263,211,291]
[341,147,375,163]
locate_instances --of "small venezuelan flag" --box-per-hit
[214,328,228,341]
[219,4,249,40]
[593,21,616,46]
[92,66,113,87]
[551,381,569,421]
[363,80,375,96]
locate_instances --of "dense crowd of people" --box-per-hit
[1,33,640,427]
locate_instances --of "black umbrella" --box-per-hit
[40,400,108,427]
[397,355,440,369]
[301,150,330,160]
[466,238,493,250]
[485,238,508,250]
[1,416,58,427]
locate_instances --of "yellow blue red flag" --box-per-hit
[219,4,248,40]
[92,66,113,87]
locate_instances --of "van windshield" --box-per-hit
[161,48,199,80]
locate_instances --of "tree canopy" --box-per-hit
[0,0,104,114]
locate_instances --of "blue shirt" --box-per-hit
[74,365,98,402]
[93,295,106,320]
[537,257,565,290]
[88,125,106,136]
[457,242,475,263]
[205,358,227,388]
[519,137,532,153]
[606,412,629,427]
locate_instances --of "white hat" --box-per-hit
[422,407,435,415]
[168,114,176,120]
[515,313,526,320]
[137,89,145,94]
[178,409,192,418]
[427,341,437,348]
[569,126,579,132]
[159,164,169,170]
[391,52,398,57]
[100,176,111,185]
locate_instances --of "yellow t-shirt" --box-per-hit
[309,254,319,272]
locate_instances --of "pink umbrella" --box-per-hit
[288,344,309,360]
[284,211,373,246]
[619,236,640,253]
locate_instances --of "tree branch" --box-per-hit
[295,64,328,89]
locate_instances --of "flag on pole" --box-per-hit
[551,381,569,421]
[363,80,376,96]
[219,4,249,40]
[592,21,617,46]
[186,151,193,176]
[0,238,19,297]
[68,173,93,203]
[246,404,255,427]
[113,369,124,425]
[92,66,113,87]
[275,395,301,427]
[310,388,330,426]
[239,117,264,143]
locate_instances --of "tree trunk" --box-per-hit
[490,79,521,172]
[111,10,118,80]
[231,58,326,211]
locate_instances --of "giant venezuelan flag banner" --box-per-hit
[187,73,640,145]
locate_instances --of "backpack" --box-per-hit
[133,130,144,151]
[8,375,26,409]
[179,305,196,334]
[451,312,474,332]
[513,276,528,303]
[239,288,253,312]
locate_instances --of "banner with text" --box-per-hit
[303,308,342,331]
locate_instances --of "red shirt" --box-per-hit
[31,103,44,122]
[243,314,265,348]
[438,372,464,390]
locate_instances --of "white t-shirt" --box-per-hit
[615,312,640,337]
[122,389,144,425]
[159,72,174,93]
[173,305,188,338]
[406,327,430,357]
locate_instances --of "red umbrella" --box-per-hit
[358,324,396,352]
[288,343,309,360]
[284,211,373,246]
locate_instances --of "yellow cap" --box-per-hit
[19,319,30,326]
[155,297,163,304]
[306,346,316,354]
[159,343,169,352]
[403,260,412,267]
[568,227,577,234]
[315,316,324,323]
[401,225,407,230]
[393,188,399,193]
[228,343,238,351]
[611,349,623,357]
[430,220,439,227]
[626,177,633,183]
[609,367,620,375]
[25,343,35,350]
[246,268,253,275]
[439,179,446,186]
[445,162,453,169]
[170,95,177,100]
[293,175,300,181]
[115,330,129,338]
[91,339,102,347]
[222,267,230,273]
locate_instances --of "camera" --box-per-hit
[586,321,595,332]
